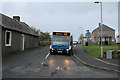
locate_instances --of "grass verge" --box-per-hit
[83,44,119,58]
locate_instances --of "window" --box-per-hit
[5,30,12,46]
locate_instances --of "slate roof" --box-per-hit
[0,13,38,37]
[93,24,115,32]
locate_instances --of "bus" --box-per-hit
[50,32,73,55]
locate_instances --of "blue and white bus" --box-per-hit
[50,32,73,55]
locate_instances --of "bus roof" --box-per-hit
[53,31,70,33]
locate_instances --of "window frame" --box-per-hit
[5,30,12,46]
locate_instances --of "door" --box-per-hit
[21,34,25,50]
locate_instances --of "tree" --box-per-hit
[30,26,40,35]
[39,32,50,41]
[30,26,50,41]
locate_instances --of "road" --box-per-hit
[2,46,118,78]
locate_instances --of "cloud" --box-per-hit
[1,2,118,40]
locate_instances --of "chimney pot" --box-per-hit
[13,16,20,22]
[99,23,101,27]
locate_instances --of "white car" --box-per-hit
[116,35,120,44]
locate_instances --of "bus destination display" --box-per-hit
[53,32,70,36]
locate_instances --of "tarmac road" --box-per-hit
[2,46,118,78]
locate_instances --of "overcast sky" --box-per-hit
[1,2,118,40]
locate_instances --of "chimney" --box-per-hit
[99,23,101,27]
[13,16,20,22]
[86,30,89,33]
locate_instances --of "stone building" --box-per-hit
[92,23,115,45]
[0,13,39,56]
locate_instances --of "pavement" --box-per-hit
[73,44,120,73]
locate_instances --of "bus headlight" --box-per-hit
[66,49,69,51]
[52,48,54,50]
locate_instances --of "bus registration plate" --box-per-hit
[58,51,62,53]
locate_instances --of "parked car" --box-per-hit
[116,35,120,44]
[73,41,78,45]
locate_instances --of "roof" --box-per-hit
[93,24,115,32]
[0,13,38,37]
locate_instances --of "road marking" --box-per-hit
[56,66,63,71]
[95,58,119,67]
[45,53,50,59]
[41,62,44,65]
[56,66,60,70]
[80,66,90,71]
[41,53,50,65]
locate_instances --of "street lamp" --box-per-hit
[79,27,83,35]
[86,30,90,54]
[79,27,83,44]
[94,1,103,57]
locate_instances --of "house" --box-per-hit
[0,13,39,56]
[92,23,115,45]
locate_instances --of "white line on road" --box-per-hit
[80,66,90,71]
[41,53,50,65]
[45,53,50,59]
[56,66,60,70]
[95,58,119,67]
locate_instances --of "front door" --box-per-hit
[21,34,25,50]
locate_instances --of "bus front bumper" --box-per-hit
[50,49,72,54]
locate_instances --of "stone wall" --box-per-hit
[2,28,39,56]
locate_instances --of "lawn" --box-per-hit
[83,44,119,58]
